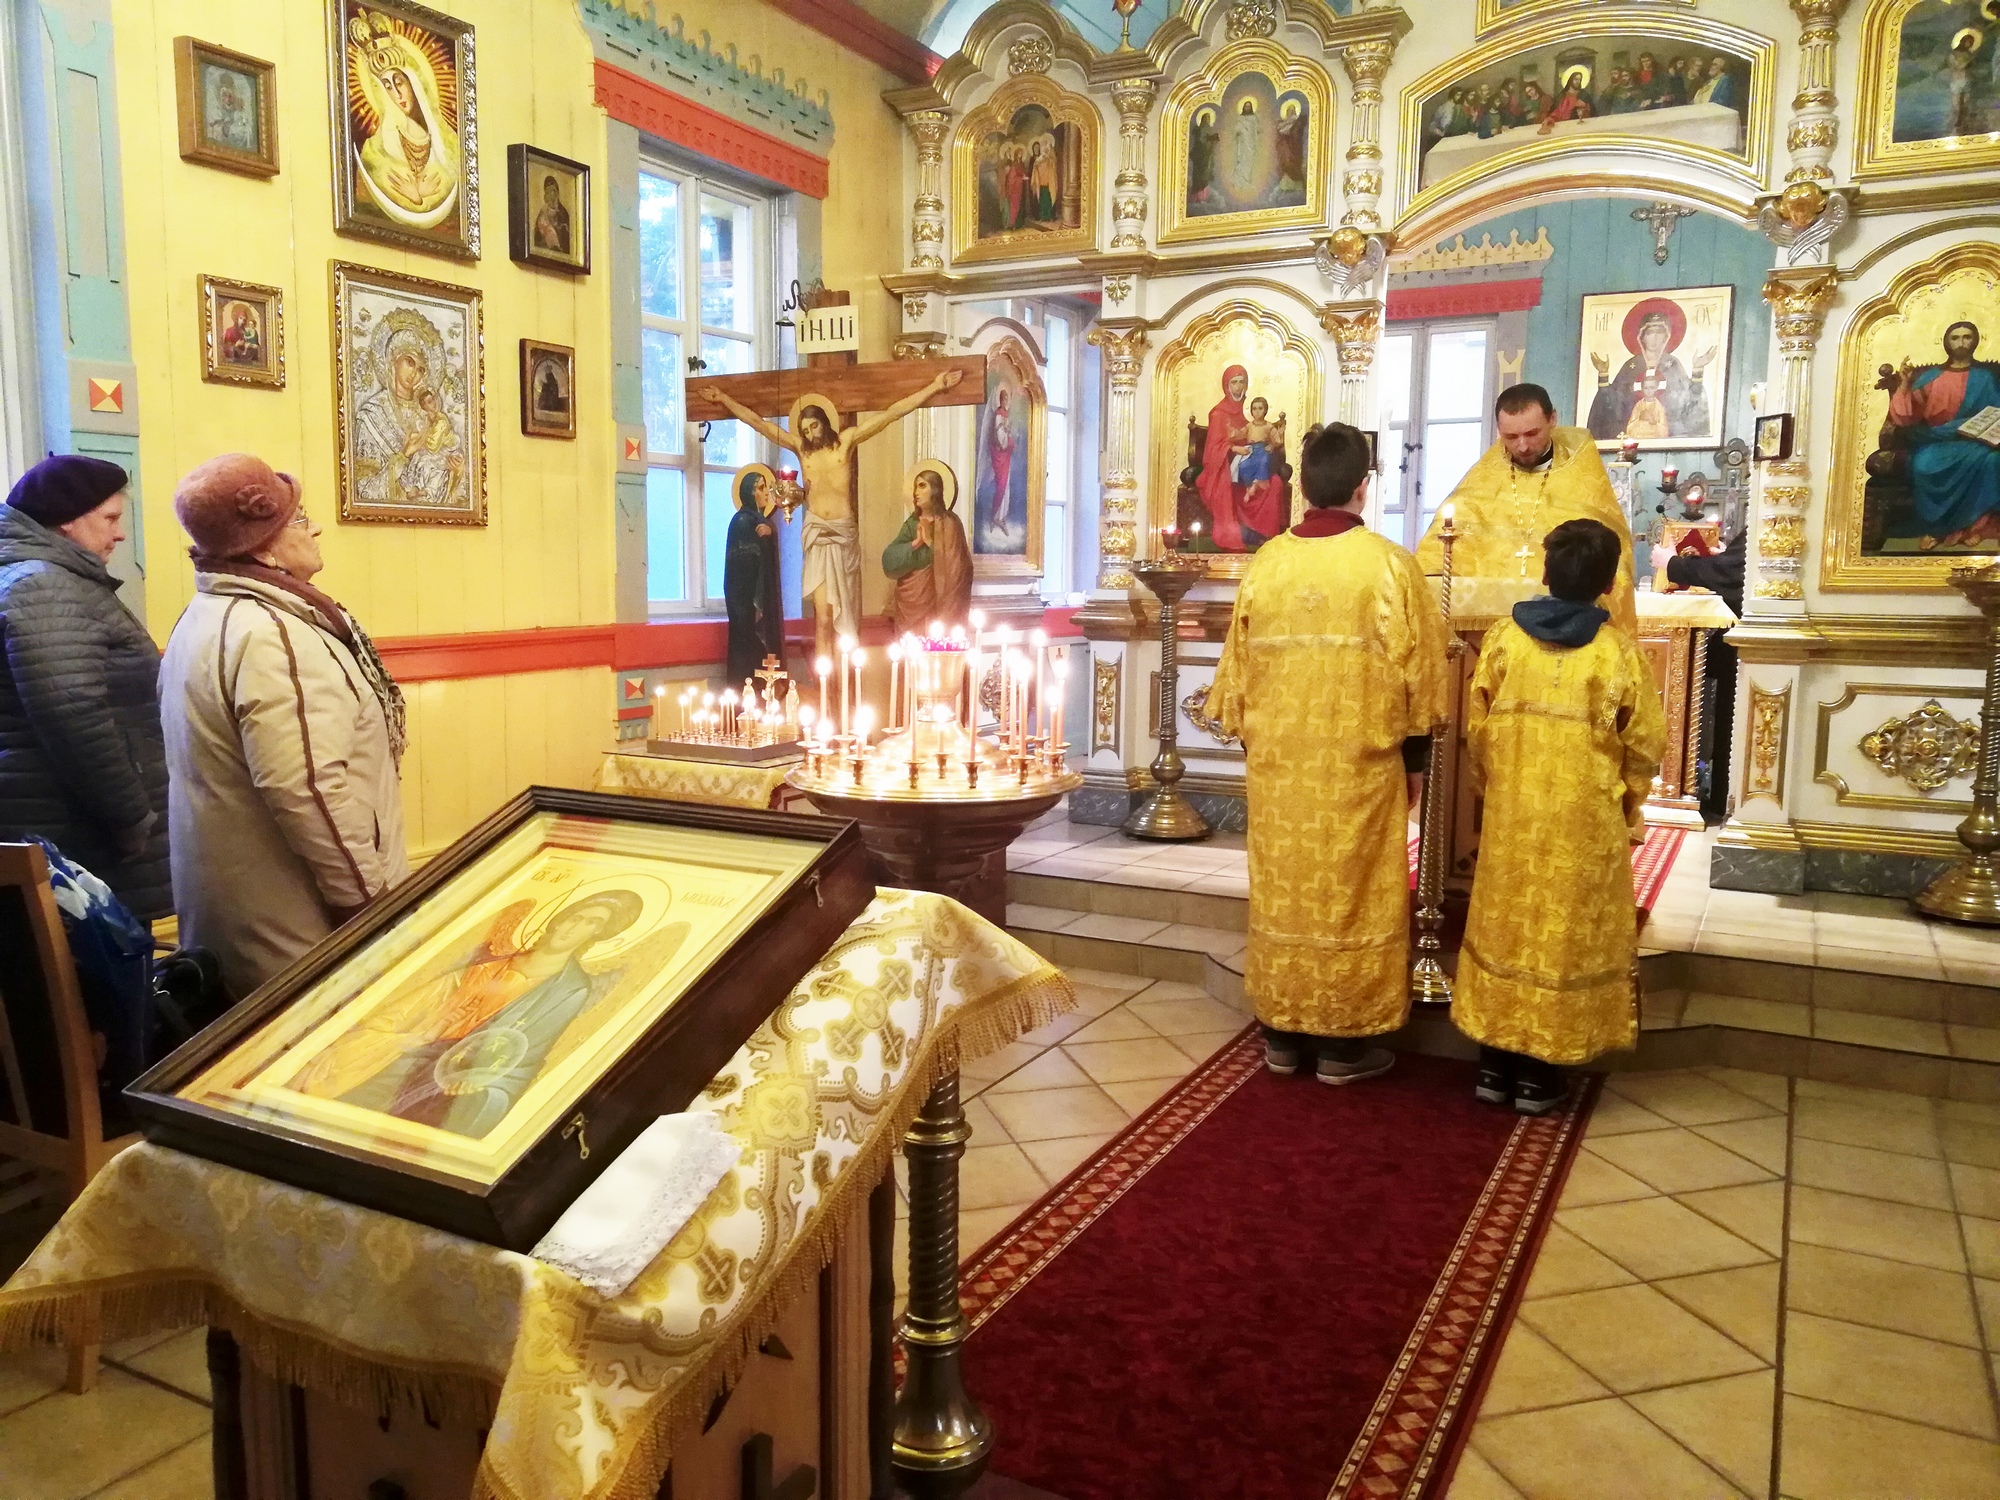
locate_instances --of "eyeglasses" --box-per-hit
[286,511,313,529]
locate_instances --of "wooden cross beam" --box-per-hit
[684,355,986,424]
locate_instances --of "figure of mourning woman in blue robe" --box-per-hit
[725,467,785,684]
[1883,321,2000,549]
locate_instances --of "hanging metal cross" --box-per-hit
[1633,203,1697,265]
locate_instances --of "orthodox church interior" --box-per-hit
[1,1,1999,1498]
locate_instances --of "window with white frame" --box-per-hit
[1006,299,1091,601]
[638,160,770,612]
[1372,319,1497,553]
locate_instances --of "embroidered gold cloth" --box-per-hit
[0,891,1070,1500]
[593,751,797,809]
[1416,427,1639,640]
[1451,619,1665,1065]
[1204,530,1448,1037]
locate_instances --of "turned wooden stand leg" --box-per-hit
[891,1070,990,1499]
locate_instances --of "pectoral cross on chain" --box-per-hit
[1513,541,1535,574]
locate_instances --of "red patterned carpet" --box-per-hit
[955,1038,1596,1500]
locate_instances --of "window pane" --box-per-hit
[642,328,683,456]
[702,469,737,605]
[646,468,687,605]
[1047,411,1070,506]
[1043,504,1067,599]
[1422,420,1486,517]
[638,173,681,320]
[1378,423,1409,516]
[1045,316,1070,407]
[1425,328,1489,422]
[700,195,753,333]
[1378,333,1414,426]
[698,336,754,466]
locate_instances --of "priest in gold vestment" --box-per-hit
[1416,384,1639,640]
[1452,520,1665,1114]
[1206,425,1448,1085]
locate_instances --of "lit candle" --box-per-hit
[887,643,903,731]
[1031,629,1048,742]
[799,703,818,746]
[1190,520,1203,550]
[851,647,866,741]
[651,685,666,739]
[837,636,855,739]
[1661,466,1679,488]
[1053,655,1068,756]
[816,655,832,727]
[721,689,737,740]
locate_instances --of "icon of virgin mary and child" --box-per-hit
[347,10,462,230]
[1184,365,1290,551]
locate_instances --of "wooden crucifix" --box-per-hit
[687,293,985,661]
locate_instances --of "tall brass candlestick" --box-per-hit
[1410,506,1461,1004]
[1124,560,1212,841]
[1916,562,2000,926]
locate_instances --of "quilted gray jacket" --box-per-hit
[0,505,171,918]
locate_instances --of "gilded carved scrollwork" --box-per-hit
[1089,323,1149,589]
[1007,35,1052,75]
[1784,0,1847,185]
[1321,301,1382,425]
[1338,39,1395,233]
[1753,460,1811,601]
[1227,0,1279,42]
[905,110,950,271]
[1744,682,1792,805]
[1750,273,1836,604]
[1092,656,1121,754]
[1110,78,1156,252]
[1181,685,1240,746]
[1860,700,1980,794]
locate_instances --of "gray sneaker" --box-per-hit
[1264,1035,1304,1075]
[1316,1046,1395,1085]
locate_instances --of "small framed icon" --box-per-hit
[1754,412,1795,463]
[174,37,278,177]
[508,144,591,275]
[520,339,576,439]
[199,275,284,389]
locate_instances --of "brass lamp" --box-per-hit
[1915,561,2000,926]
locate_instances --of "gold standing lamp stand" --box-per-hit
[1916,561,2000,927]
[1411,507,1461,1004]
[1125,558,1212,841]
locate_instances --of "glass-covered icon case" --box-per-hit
[129,788,874,1248]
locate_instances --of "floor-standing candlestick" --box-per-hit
[1125,559,1211,841]
[1916,562,2000,926]
[1411,505,1462,1004]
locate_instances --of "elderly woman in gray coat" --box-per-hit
[0,455,171,918]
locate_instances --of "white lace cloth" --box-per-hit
[530,1112,743,1297]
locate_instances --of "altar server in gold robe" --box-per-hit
[1206,424,1448,1085]
[1417,384,1639,640]
[1453,519,1665,1114]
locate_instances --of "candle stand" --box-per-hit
[1411,510,1461,1005]
[1916,562,2000,927]
[1125,558,1212,842]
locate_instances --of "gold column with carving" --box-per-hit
[907,110,950,272]
[1321,302,1382,428]
[1110,78,1155,252]
[1751,269,1837,604]
[1087,323,1149,589]
[1915,564,2000,927]
[1785,0,1848,189]
[1338,39,1395,233]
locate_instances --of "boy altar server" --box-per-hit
[1453,519,1665,1113]
[1205,423,1448,1084]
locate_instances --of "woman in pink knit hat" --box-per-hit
[159,454,409,997]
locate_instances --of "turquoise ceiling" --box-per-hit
[924,1,1178,57]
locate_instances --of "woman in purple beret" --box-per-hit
[0,453,171,918]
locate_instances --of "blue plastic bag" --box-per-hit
[27,836,155,1094]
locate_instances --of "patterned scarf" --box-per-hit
[194,555,408,765]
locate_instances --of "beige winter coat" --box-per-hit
[161,573,409,997]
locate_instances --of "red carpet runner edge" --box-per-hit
[948,1035,1600,1500]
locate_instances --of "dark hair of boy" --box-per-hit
[1543,518,1622,603]
[1299,422,1372,508]
[1494,382,1557,418]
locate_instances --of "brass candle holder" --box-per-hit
[1411,506,1462,1004]
[1124,556,1212,842]
[1915,561,2000,927]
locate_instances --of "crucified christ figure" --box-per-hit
[701,368,965,659]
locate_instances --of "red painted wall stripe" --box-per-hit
[375,609,1084,683]
[1386,277,1544,321]
[759,0,942,84]
[591,61,829,199]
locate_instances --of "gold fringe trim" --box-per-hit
[475,960,1076,1500]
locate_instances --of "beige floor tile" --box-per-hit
[1169,1029,1245,1065]
[985,1047,1095,1095]
[1586,1128,1776,1196]
[1951,1161,2000,1220]
[1948,1026,2000,1063]
[1795,1078,1937,1115]
[1476,1324,1611,1415]
[1977,1277,2000,1349]
[959,1203,1032,1259]
[984,1085,1130,1144]
[1130,979,1214,1001]
[1557,1196,1772,1282]
[1586,1093,1679,1138]
[1018,1133,1115,1186]
[89,1434,213,1500]
[0,1367,210,1500]
[1791,1136,1954,1210]
[1445,1446,1527,1500]
[1006,903,1076,933]
[1061,967,1151,996]
[1965,1215,2000,1279]
[1149,923,1248,955]
[1063,1037,1198,1085]
[1096,1074,1181,1117]
[1015,1008,1100,1047]
[1560,1150,1658,1208]
[1692,1117,1791,1175]
[1814,943,1947,979]
[959,1039,1046,1089]
[1065,983,1137,1019]
[1787,1243,1983,1348]
[1652,1262,1781,1362]
[1127,995,1247,1036]
[1520,1283,1766,1394]
[1605,1071,1781,1127]
[1698,929,1816,965]
[1520,1223,1641,1300]
[1780,1394,2000,1500]
[1945,1097,2000,1126]
[1942,1115,2000,1169]
[958,1144,1049,1212]
[0,1346,66,1419]
[1793,1096,1943,1158]
[1065,1008,1160,1044]
[1188,873,1250,897]
[1684,993,1812,1035]
[1789,1186,1967,1273]
[1630,1370,1775,1499]
[1813,1008,1952,1055]
[1475,1396,1749,1500]
[1783,1311,1998,1440]
[962,1095,1008,1146]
